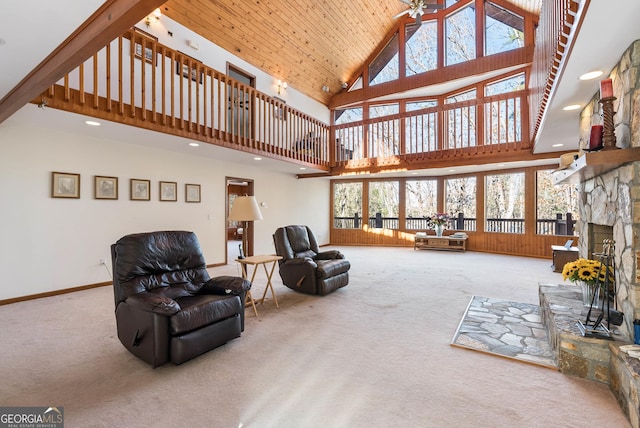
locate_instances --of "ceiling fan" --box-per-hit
[395,0,444,25]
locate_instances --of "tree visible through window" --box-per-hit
[446,177,477,231]
[333,182,362,229]
[369,181,399,229]
[405,20,437,76]
[445,3,476,66]
[406,180,437,230]
[369,34,399,86]
[485,2,524,56]
[485,172,524,233]
[536,170,579,236]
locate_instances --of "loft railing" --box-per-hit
[529,0,580,143]
[39,29,330,167]
[333,90,529,168]
[38,29,529,171]
[335,213,575,236]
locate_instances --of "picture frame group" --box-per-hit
[51,172,201,203]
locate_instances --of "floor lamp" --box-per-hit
[228,195,263,259]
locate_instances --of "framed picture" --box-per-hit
[185,184,201,203]
[51,172,80,198]
[130,178,150,201]
[135,43,155,64]
[133,28,157,65]
[176,52,203,83]
[94,175,118,200]
[160,181,177,201]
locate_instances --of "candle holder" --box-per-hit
[599,96,619,150]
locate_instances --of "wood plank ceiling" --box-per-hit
[161,0,541,106]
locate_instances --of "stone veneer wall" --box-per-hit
[577,40,640,341]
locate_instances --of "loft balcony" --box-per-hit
[35,29,536,175]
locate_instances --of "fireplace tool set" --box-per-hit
[577,239,624,338]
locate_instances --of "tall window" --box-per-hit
[369,104,400,158]
[446,89,477,149]
[536,170,579,236]
[369,34,399,86]
[445,3,476,66]
[333,182,363,229]
[334,107,363,160]
[406,100,438,154]
[406,180,437,229]
[485,172,525,233]
[484,73,524,145]
[405,20,438,76]
[445,177,477,231]
[485,2,524,56]
[369,181,399,229]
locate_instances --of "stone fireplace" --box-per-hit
[576,40,640,341]
[543,39,640,427]
[577,166,637,340]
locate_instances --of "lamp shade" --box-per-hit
[228,195,263,221]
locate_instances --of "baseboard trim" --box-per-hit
[0,281,112,306]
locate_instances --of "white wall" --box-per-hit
[0,105,330,301]
[138,17,330,123]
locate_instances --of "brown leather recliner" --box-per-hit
[273,225,350,295]
[111,230,251,367]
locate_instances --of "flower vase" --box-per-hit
[435,225,444,237]
[579,281,600,308]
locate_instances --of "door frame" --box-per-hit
[226,177,255,263]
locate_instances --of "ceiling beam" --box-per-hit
[0,0,165,125]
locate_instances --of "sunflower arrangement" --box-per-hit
[562,258,614,285]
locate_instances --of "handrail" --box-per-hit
[41,29,331,167]
[333,90,529,166]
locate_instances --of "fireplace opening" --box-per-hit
[588,224,613,258]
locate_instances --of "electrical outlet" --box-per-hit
[100,258,106,265]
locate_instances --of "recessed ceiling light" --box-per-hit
[552,143,564,147]
[563,104,581,111]
[449,169,455,172]
[579,70,603,80]
[85,120,101,126]
[189,142,199,147]
[299,167,306,170]
[253,157,262,161]
[497,164,505,167]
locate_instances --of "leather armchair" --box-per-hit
[273,225,350,295]
[111,230,251,367]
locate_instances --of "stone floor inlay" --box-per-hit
[451,296,558,369]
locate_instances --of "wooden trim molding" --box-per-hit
[0,282,112,306]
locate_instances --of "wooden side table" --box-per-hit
[235,254,283,316]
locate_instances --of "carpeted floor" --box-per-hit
[0,246,630,427]
[451,296,557,369]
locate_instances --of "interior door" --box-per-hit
[227,65,255,139]
[226,177,255,263]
